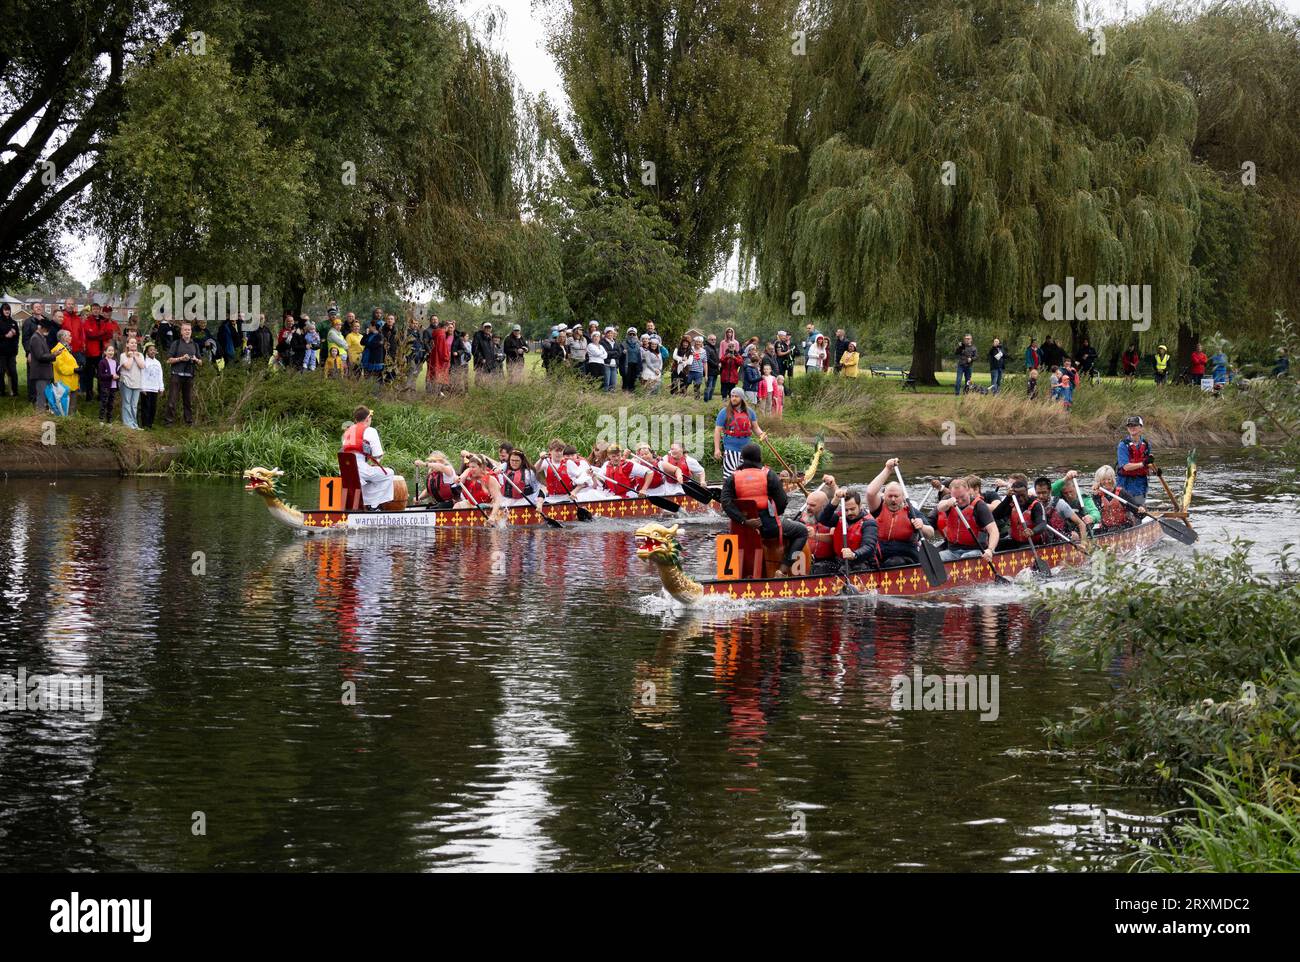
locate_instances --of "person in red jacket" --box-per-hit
[60,299,86,392]
[1189,342,1208,381]
[719,346,743,398]
[81,304,103,400]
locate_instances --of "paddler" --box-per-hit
[864,458,936,568]
[600,445,638,497]
[630,443,675,497]
[1033,476,1088,543]
[934,477,999,563]
[1049,469,1100,529]
[414,450,459,507]
[721,442,808,576]
[1116,414,1152,505]
[454,454,503,517]
[713,387,767,479]
[813,483,879,574]
[798,481,835,568]
[498,449,542,507]
[991,474,1047,549]
[341,405,395,510]
[657,441,706,494]
[538,439,576,503]
[1094,464,1148,532]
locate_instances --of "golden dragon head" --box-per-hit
[243,466,285,497]
[635,522,685,569]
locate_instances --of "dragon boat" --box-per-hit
[635,514,1172,604]
[244,466,718,534]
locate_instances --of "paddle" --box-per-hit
[539,454,594,522]
[1150,463,1182,513]
[593,466,681,513]
[948,498,1010,585]
[481,454,563,529]
[892,465,948,587]
[835,496,860,596]
[1010,494,1053,576]
[629,453,714,505]
[1036,518,1091,560]
[1095,485,1198,545]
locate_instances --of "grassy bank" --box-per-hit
[0,360,1253,478]
[1040,548,1300,871]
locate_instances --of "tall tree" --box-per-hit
[546,0,797,285]
[744,0,1201,384]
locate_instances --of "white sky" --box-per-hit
[59,0,1300,293]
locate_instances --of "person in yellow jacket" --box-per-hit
[51,329,81,414]
[1153,344,1171,385]
[345,319,364,375]
[838,341,861,378]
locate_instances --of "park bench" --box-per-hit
[870,365,918,392]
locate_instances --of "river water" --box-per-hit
[0,448,1293,872]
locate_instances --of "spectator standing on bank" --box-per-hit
[165,322,202,426]
[954,334,977,395]
[140,344,164,428]
[119,336,144,429]
[26,317,55,412]
[0,303,19,396]
[97,344,119,423]
[621,327,642,392]
[988,337,1006,394]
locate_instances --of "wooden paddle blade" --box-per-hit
[576,506,594,522]
[650,495,682,512]
[919,542,948,587]
[1157,517,1198,544]
[681,480,714,504]
[1034,559,1053,576]
[543,515,563,529]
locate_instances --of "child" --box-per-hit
[303,325,320,371]
[1049,365,1063,401]
[1026,367,1039,400]
[756,362,777,415]
[773,374,786,418]
[345,321,363,375]
[324,345,344,378]
[97,344,118,423]
[140,343,165,429]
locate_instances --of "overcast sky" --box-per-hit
[60,0,1300,292]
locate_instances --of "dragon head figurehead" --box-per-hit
[243,466,284,496]
[243,467,306,530]
[635,522,703,602]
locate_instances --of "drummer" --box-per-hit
[340,406,394,510]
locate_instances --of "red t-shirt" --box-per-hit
[720,353,742,383]
[1190,351,1208,376]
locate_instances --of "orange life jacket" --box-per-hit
[604,461,636,496]
[831,512,868,556]
[875,503,916,543]
[427,467,457,502]
[666,454,691,480]
[731,466,769,514]
[462,476,491,505]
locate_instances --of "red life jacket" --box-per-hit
[501,467,535,498]
[809,522,834,560]
[341,422,367,455]
[723,407,753,438]
[462,476,491,506]
[1100,489,1131,528]
[874,503,916,543]
[1008,497,1043,543]
[1119,438,1150,478]
[1040,497,1067,543]
[544,459,568,493]
[831,513,868,556]
[665,454,691,481]
[427,468,457,502]
[637,458,666,491]
[943,500,984,547]
[604,461,636,496]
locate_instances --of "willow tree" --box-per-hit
[744,0,1200,383]
[546,0,797,285]
[1133,1,1300,368]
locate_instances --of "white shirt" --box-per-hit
[141,357,165,392]
[806,342,827,371]
[586,342,607,365]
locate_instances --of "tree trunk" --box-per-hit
[910,300,940,386]
[1069,319,1088,359]
[1104,345,1121,377]
[1176,320,1198,374]
[281,265,307,320]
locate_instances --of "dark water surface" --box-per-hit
[0,449,1293,871]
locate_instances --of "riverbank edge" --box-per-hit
[0,430,1275,477]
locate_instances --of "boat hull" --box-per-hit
[296,490,717,532]
[692,518,1164,601]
